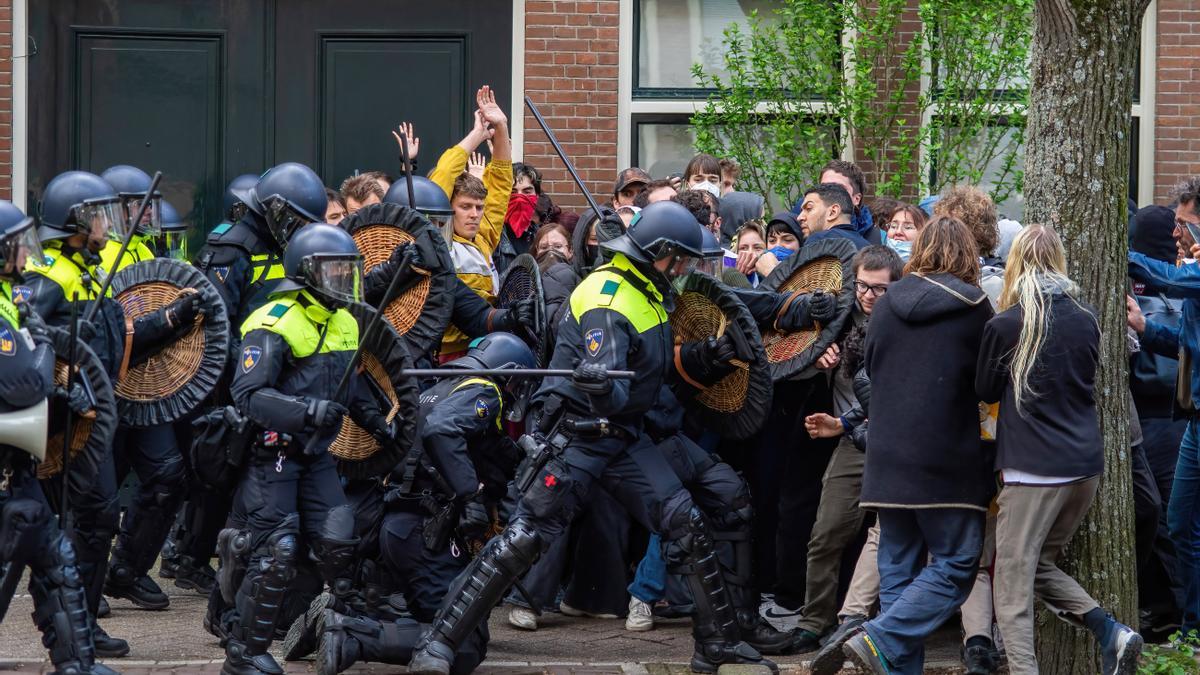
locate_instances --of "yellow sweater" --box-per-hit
[429,146,513,354]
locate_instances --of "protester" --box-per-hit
[718,191,766,245]
[340,173,385,216]
[683,153,723,195]
[756,211,804,277]
[719,157,741,195]
[612,167,651,208]
[935,185,1001,303]
[793,246,903,651]
[495,162,545,274]
[633,178,678,208]
[980,224,1142,674]
[733,220,767,287]
[845,216,994,674]
[798,183,869,249]
[819,160,880,245]
[325,188,347,226]
[882,203,927,261]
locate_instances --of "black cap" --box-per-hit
[613,167,651,195]
[1130,205,1178,264]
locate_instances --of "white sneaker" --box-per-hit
[759,599,804,632]
[508,606,538,631]
[625,597,655,632]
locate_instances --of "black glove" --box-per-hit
[20,307,50,345]
[163,293,205,329]
[458,498,491,542]
[306,399,348,430]
[679,335,738,387]
[368,417,399,446]
[75,319,98,344]
[497,297,537,332]
[808,290,836,324]
[572,362,612,396]
[54,382,92,416]
[597,209,627,243]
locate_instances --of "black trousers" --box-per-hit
[112,424,188,575]
[1140,416,1188,616]
[43,446,119,619]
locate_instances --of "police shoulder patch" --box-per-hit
[212,265,230,284]
[11,285,31,304]
[475,398,490,419]
[211,222,232,236]
[585,328,604,356]
[241,345,262,373]
[0,325,15,356]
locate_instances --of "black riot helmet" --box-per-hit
[276,223,363,309]
[695,226,725,278]
[0,200,42,283]
[382,177,453,230]
[38,171,124,250]
[249,163,328,249]
[223,173,260,223]
[156,200,190,261]
[101,164,163,237]
[601,200,706,285]
[444,331,536,420]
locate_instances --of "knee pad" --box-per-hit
[0,497,52,564]
[708,478,753,532]
[658,490,698,544]
[488,518,543,576]
[520,455,575,519]
[663,506,712,571]
[319,503,357,543]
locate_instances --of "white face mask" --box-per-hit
[884,233,913,261]
[691,181,721,199]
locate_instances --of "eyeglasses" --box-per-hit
[887,221,918,232]
[539,242,569,253]
[854,280,889,297]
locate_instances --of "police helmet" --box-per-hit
[382,177,453,228]
[249,163,328,249]
[156,200,190,261]
[696,226,725,278]
[38,171,123,245]
[223,173,261,222]
[276,222,363,309]
[445,332,536,372]
[601,200,706,268]
[0,200,42,282]
[101,164,163,237]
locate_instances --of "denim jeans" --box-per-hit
[863,507,984,675]
[628,534,666,603]
[1168,420,1200,631]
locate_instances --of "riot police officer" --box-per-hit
[17,170,204,657]
[0,201,115,675]
[93,164,191,612]
[222,222,397,675]
[308,332,533,675]
[409,200,777,675]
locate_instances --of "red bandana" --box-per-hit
[506,193,538,238]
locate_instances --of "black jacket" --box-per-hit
[195,212,285,359]
[541,260,581,348]
[976,292,1102,478]
[1130,290,1183,418]
[862,273,994,510]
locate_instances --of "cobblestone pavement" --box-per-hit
[0,568,969,674]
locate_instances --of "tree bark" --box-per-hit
[1023,0,1151,671]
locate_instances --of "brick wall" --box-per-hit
[0,0,12,200]
[1154,0,1200,202]
[522,0,620,213]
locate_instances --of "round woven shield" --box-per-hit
[38,326,118,499]
[327,302,420,479]
[760,237,859,381]
[495,253,548,367]
[669,273,773,439]
[109,258,230,427]
[343,203,455,357]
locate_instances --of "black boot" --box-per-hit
[409,519,543,675]
[283,592,340,661]
[962,636,1000,675]
[673,508,777,674]
[73,559,128,658]
[91,623,130,658]
[222,526,297,675]
[104,560,170,610]
[173,554,217,595]
[316,609,424,675]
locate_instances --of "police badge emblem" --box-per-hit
[585,328,604,357]
[241,345,262,373]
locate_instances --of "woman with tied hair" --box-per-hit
[977,224,1142,675]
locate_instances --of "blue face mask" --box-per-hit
[884,234,912,261]
[767,246,795,261]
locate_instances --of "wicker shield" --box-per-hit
[495,253,548,366]
[343,203,456,356]
[38,326,118,498]
[760,237,859,381]
[327,302,420,479]
[109,258,230,427]
[669,273,773,440]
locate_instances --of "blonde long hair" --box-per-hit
[997,224,1084,413]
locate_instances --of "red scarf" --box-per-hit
[506,193,538,238]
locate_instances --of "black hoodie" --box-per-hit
[861,272,995,510]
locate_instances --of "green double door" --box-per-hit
[28,0,514,237]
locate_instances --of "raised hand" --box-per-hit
[391,121,420,160]
[467,152,487,179]
[476,85,508,129]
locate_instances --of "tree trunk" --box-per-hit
[1023,0,1151,671]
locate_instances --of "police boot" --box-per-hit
[312,536,362,607]
[27,533,121,675]
[222,527,297,675]
[172,553,217,595]
[204,585,233,642]
[283,592,339,661]
[717,531,797,656]
[409,519,543,675]
[73,558,129,658]
[158,520,182,579]
[104,560,170,610]
[673,509,777,674]
[315,609,425,675]
[360,558,408,622]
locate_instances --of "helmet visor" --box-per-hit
[654,245,700,281]
[264,195,317,247]
[78,198,123,244]
[118,193,163,237]
[157,229,190,261]
[302,255,363,305]
[2,218,42,277]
